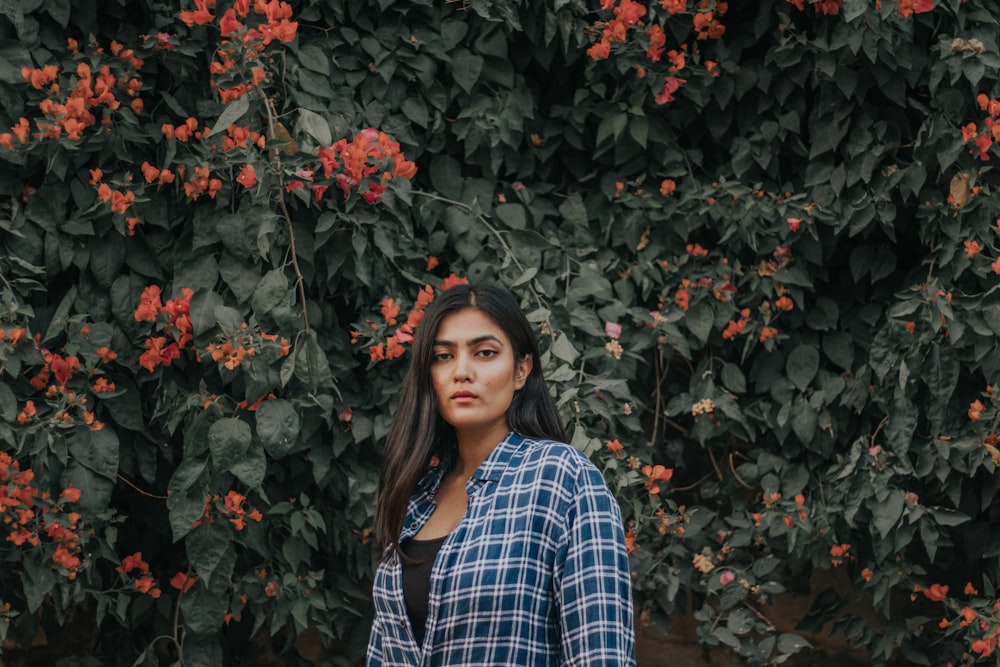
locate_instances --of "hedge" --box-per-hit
[1,0,1000,665]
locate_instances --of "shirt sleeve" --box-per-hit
[553,464,637,666]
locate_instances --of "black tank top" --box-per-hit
[400,534,448,646]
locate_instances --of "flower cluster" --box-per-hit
[962,93,1000,163]
[311,128,418,204]
[356,274,469,364]
[1,39,145,150]
[178,0,298,103]
[586,0,725,107]
[222,490,264,531]
[116,552,161,598]
[134,286,195,372]
[1,452,85,580]
[205,322,291,372]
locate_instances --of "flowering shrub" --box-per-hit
[2,0,1000,664]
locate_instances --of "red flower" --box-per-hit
[655,76,686,105]
[922,583,949,602]
[440,274,469,290]
[170,571,198,592]
[179,0,214,26]
[219,8,243,36]
[236,164,257,188]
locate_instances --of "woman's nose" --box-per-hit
[453,352,471,380]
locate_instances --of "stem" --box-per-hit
[265,97,310,335]
[116,472,168,500]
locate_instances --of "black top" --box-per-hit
[399,534,448,647]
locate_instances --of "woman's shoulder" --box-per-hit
[512,435,607,489]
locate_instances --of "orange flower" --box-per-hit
[440,274,469,291]
[674,288,690,311]
[775,296,794,311]
[964,240,982,258]
[381,297,400,325]
[759,326,778,342]
[922,583,949,602]
[236,164,257,188]
[134,285,162,322]
[170,571,198,592]
[641,464,673,496]
[969,400,986,421]
[686,243,708,257]
[606,439,624,457]
[861,568,873,582]
[624,528,637,554]
[659,179,676,196]
[426,256,439,271]
[17,400,36,424]
[60,485,82,503]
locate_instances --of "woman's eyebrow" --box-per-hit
[432,334,504,347]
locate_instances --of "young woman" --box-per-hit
[367,283,635,665]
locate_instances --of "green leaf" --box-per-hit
[294,331,335,392]
[68,427,119,480]
[186,521,232,587]
[0,382,15,421]
[297,44,331,75]
[872,489,904,538]
[786,345,820,391]
[453,52,484,94]
[297,108,332,146]
[0,1,25,36]
[494,203,527,230]
[429,155,462,200]
[208,418,252,469]
[684,303,713,344]
[551,333,579,364]
[884,397,918,457]
[61,460,114,520]
[255,399,301,458]
[205,95,250,138]
[230,443,267,489]
[252,269,289,314]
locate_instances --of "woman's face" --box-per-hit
[430,308,532,443]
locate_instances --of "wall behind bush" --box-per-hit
[1,0,1000,665]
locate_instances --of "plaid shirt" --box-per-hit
[367,432,635,666]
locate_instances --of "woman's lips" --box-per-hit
[450,391,477,403]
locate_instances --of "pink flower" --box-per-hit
[605,321,622,340]
[337,407,353,423]
[719,571,735,585]
[787,217,802,232]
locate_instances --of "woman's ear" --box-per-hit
[514,354,533,390]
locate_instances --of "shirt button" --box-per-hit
[409,522,419,530]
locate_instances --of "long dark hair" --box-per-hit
[373,283,565,554]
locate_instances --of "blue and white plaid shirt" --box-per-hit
[367,432,636,666]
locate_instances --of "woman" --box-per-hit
[367,283,635,665]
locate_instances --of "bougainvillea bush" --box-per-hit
[2,0,1000,664]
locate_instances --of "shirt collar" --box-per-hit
[470,431,524,483]
[414,431,526,495]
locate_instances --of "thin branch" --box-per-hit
[728,452,754,490]
[870,415,889,449]
[708,447,724,481]
[741,601,776,632]
[672,471,713,492]
[117,472,168,500]
[265,97,310,334]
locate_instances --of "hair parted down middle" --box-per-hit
[373,283,566,555]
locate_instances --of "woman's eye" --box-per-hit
[433,352,452,361]
[478,349,497,358]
